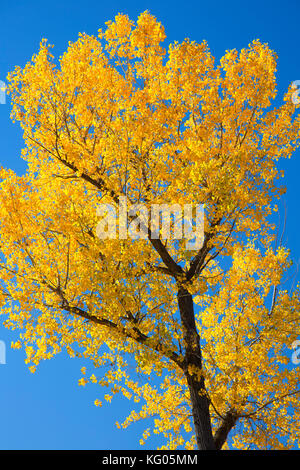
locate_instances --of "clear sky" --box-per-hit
[0,0,299,450]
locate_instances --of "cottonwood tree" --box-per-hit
[1,11,300,450]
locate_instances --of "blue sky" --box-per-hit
[0,0,299,450]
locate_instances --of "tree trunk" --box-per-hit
[177,286,216,450]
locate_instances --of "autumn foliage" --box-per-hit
[0,11,300,449]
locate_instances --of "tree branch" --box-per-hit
[213,409,238,450]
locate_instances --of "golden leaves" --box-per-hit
[1,11,300,450]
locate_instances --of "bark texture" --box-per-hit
[177,286,216,450]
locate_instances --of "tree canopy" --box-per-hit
[1,11,300,449]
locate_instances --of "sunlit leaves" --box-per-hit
[1,11,300,449]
